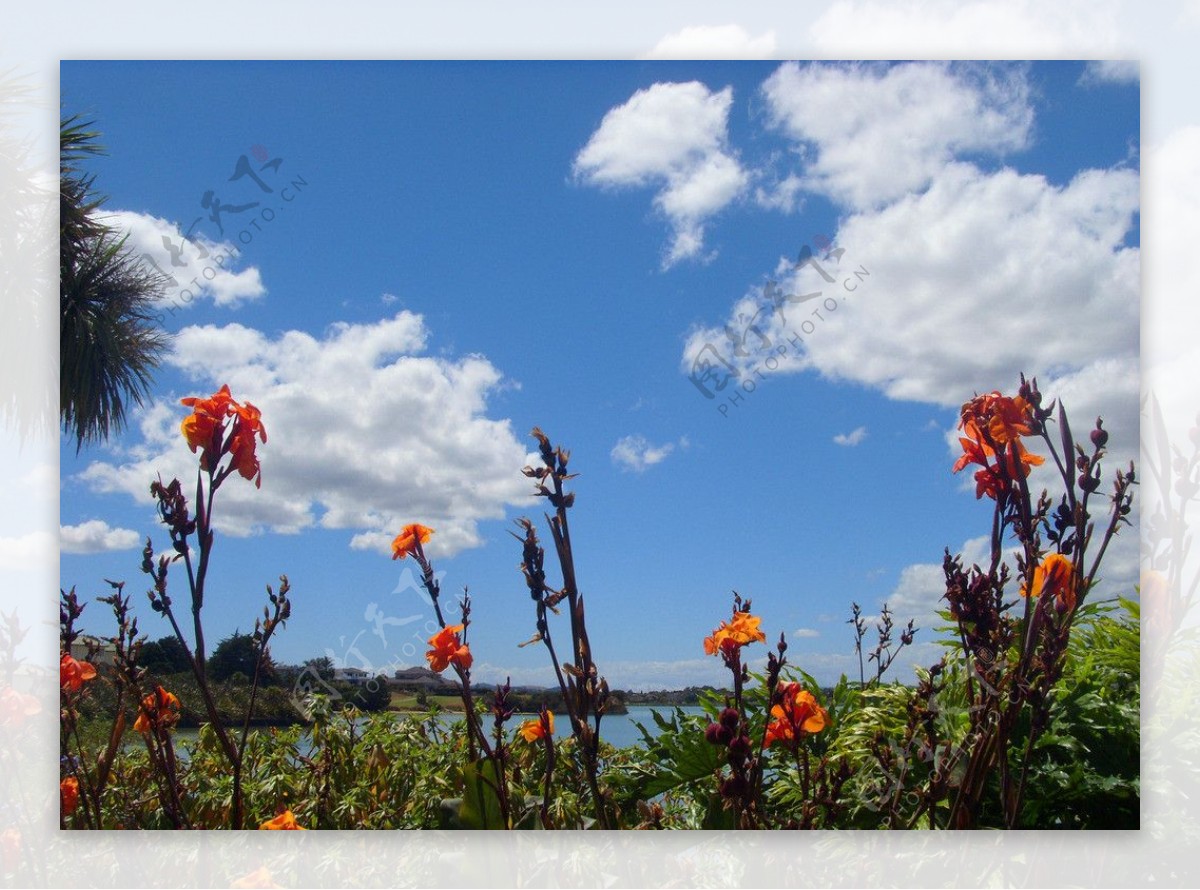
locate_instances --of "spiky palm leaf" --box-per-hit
[60,114,171,450]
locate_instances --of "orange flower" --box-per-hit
[764,682,828,748]
[959,392,1035,446]
[259,809,305,830]
[60,653,97,692]
[231,866,281,889]
[953,391,1044,500]
[180,385,267,485]
[228,400,268,487]
[519,711,554,742]
[426,624,472,673]
[231,866,282,889]
[133,685,181,734]
[60,777,80,817]
[391,523,434,560]
[0,827,20,875]
[1022,553,1077,611]
[180,384,236,467]
[703,610,766,656]
[0,687,42,727]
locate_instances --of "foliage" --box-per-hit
[59,376,1139,830]
[208,632,278,685]
[139,635,192,676]
[60,114,170,451]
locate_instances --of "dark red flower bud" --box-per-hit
[727,734,751,758]
[719,707,740,731]
[1091,420,1108,449]
[705,722,732,746]
[720,775,747,799]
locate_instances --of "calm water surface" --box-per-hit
[171,705,708,756]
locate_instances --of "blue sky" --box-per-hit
[58,60,1140,690]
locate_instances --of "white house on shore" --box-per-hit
[332,666,371,686]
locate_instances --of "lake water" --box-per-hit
[170,705,708,756]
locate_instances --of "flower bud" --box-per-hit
[1078,473,1100,493]
[705,722,732,746]
[728,734,751,758]
[719,707,741,731]
[720,775,747,799]
[1091,422,1108,449]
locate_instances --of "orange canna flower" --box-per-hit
[391,523,434,560]
[0,827,20,875]
[426,624,472,673]
[1022,552,1077,611]
[764,682,828,748]
[959,392,1036,446]
[519,711,554,743]
[180,384,236,467]
[953,391,1044,500]
[60,777,80,817]
[231,866,281,889]
[1,687,42,727]
[259,809,306,830]
[180,385,267,485]
[133,685,181,734]
[60,653,97,692]
[228,400,268,487]
[704,610,766,656]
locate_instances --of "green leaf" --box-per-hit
[701,791,737,829]
[441,758,508,829]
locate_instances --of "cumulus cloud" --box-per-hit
[573,81,749,267]
[1079,60,1139,85]
[0,531,55,569]
[77,312,535,557]
[833,426,868,447]
[60,520,141,555]
[807,0,1123,57]
[641,24,777,60]
[98,210,266,309]
[686,164,1139,454]
[881,520,1138,661]
[611,435,678,472]
[761,61,1033,210]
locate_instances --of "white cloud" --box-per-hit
[942,360,1140,505]
[884,517,1138,646]
[884,536,993,635]
[833,425,868,447]
[573,81,749,267]
[611,435,677,472]
[1079,60,1139,85]
[686,163,1139,431]
[807,0,1124,57]
[753,172,805,213]
[793,628,820,639]
[0,531,55,569]
[1145,128,1200,374]
[761,61,1033,210]
[77,311,535,558]
[641,25,776,60]
[98,210,266,309]
[60,520,141,554]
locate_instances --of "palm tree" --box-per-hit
[60,114,171,451]
[0,75,55,441]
